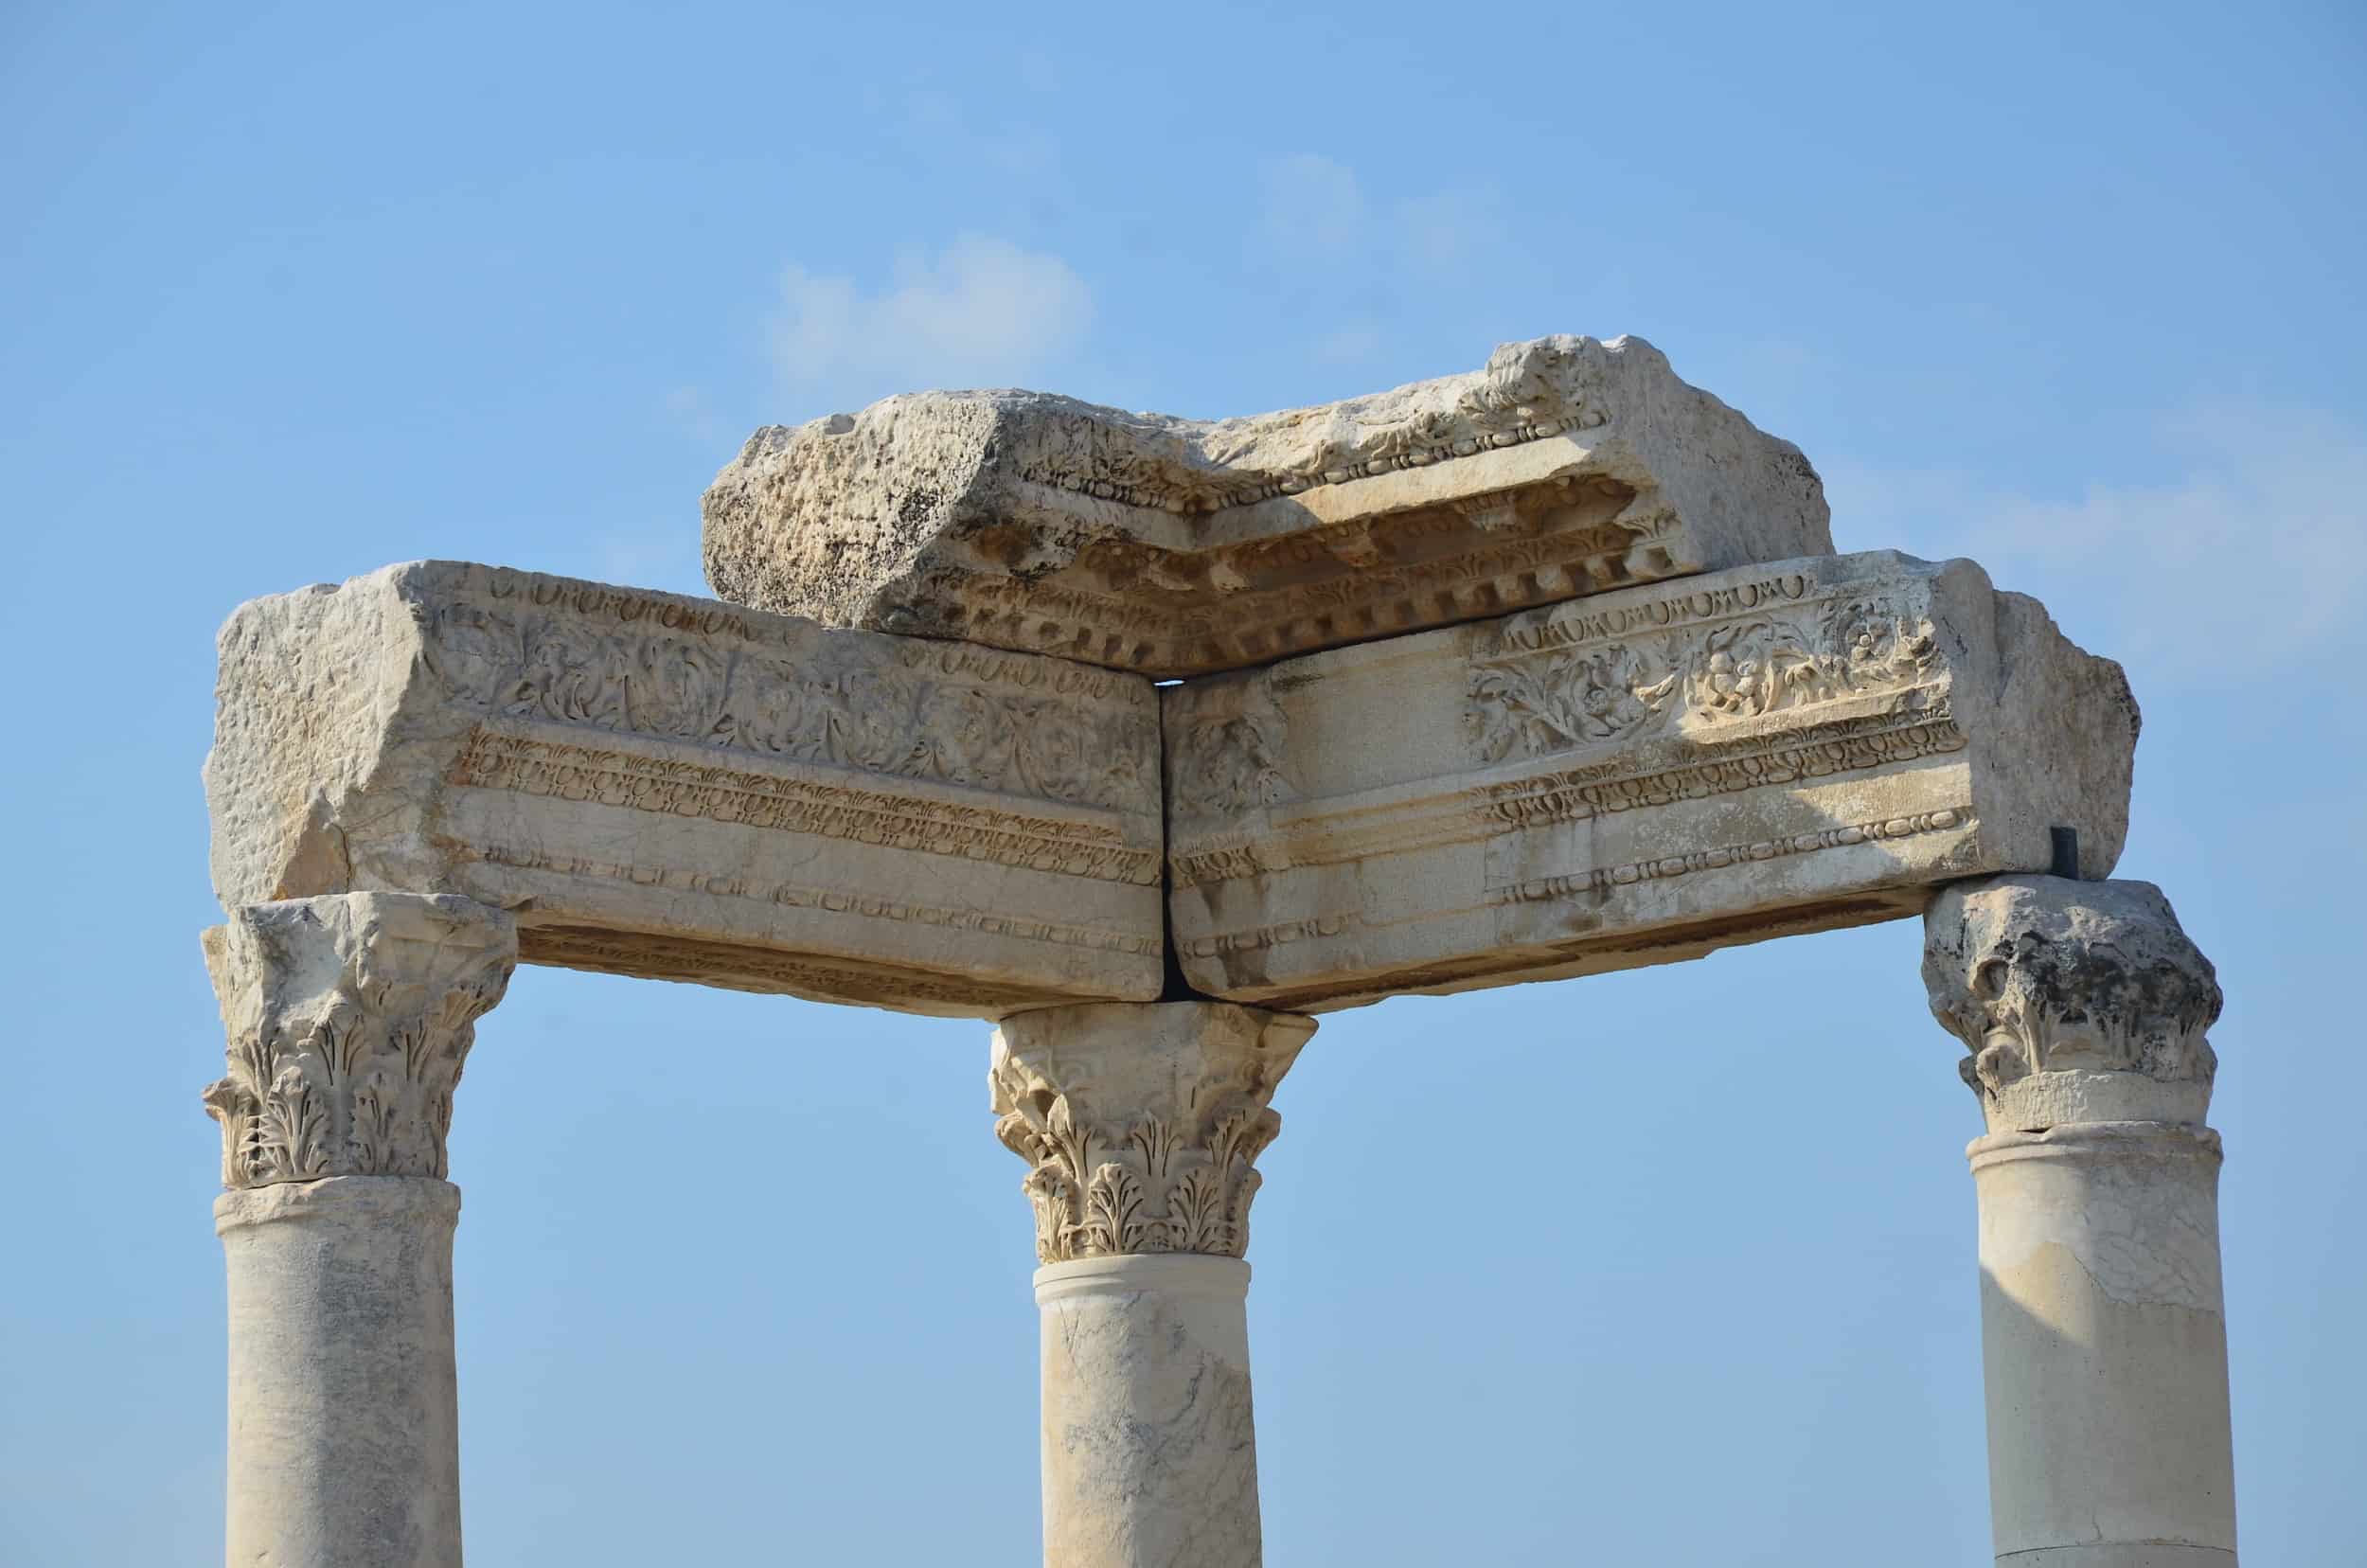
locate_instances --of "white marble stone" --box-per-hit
[1971,1127,2235,1566]
[205,560,1164,1016]
[991,1003,1313,1263]
[202,893,515,1189]
[205,892,514,1568]
[1929,876,2237,1567]
[991,1003,1310,1566]
[1037,1256,1261,1568]
[704,335,1831,676]
[1926,875,2219,1135]
[218,1177,466,1568]
[1168,551,2138,1010]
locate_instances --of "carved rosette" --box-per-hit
[990,1004,1315,1263]
[1923,875,2221,1132]
[201,893,517,1189]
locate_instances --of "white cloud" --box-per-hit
[1823,402,2367,678]
[1255,153,1514,352]
[771,235,1094,401]
[661,385,731,449]
[1315,322,1383,364]
[1258,152,1366,258]
[1392,187,1505,276]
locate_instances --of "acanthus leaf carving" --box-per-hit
[988,1007,1311,1263]
[201,894,517,1191]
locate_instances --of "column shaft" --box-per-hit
[1972,1125,2235,1566]
[1926,875,2238,1567]
[991,1001,1312,1568]
[1038,1256,1261,1568]
[202,892,514,1568]
[220,1178,466,1568]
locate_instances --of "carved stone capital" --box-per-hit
[202,893,517,1190]
[1923,875,2220,1132]
[990,1003,1314,1263]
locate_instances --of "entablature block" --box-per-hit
[1163,551,2139,1010]
[703,335,1831,678]
[205,561,1165,1016]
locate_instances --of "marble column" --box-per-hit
[1924,875,2236,1568]
[989,1002,1315,1568]
[202,892,516,1568]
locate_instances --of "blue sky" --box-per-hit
[5,2,2362,1562]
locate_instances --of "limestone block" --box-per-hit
[1166,551,2139,1010]
[703,335,1831,677]
[205,561,1165,1016]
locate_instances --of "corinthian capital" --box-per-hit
[1923,875,2220,1132]
[990,1003,1314,1264]
[201,893,517,1190]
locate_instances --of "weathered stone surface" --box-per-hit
[203,893,516,1190]
[1968,1125,2237,1568]
[990,1002,1308,1568]
[991,1002,1313,1264]
[703,335,1831,677]
[1035,1256,1264,1568]
[219,1177,468,1568]
[205,561,1165,1016]
[1928,879,2238,1565]
[1925,875,2222,1132]
[1165,551,2139,1010]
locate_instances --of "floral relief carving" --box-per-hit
[1469,645,1681,760]
[423,597,1155,813]
[994,1087,1281,1264]
[1468,594,1940,764]
[989,1010,1311,1264]
[1166,686,1292,822]
[201,894,516,1190]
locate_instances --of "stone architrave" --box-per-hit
[205,561,1165,1017]
[703,335,1832,678]
[205,891,516,1568]
[990,1003,1314,1568]
[1925,876,2237,1567]
[1165,551,2140,1010]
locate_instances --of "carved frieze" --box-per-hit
[422,593,1153,814]
[202,893,516,1190]
[1466,581,1939,762]
[990,1004,1314,1263]
[1164,552,2140,1011]
[1166,681,1293,824]
[703,335,1832,676]
[1924,875,2221,1131]
[205,561,1164,1016]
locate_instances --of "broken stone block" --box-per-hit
[1163,551,2139,1010]
[703,335,1831,678]
[205,561,1165,1015]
